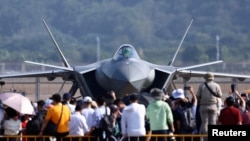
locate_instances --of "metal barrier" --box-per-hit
[0,134,208,141]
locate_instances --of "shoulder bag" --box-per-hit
[43,105,64,136]
[204,82,220,98]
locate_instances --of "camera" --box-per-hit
[241,93,247,97]
[231,84,235,92]
[184,86,190,90]
[0,81,5,86]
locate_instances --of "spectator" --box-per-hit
[106,90,117,106]
[242,100,250,125]
[36,100,47,118]
[146,88,174,141]
[113,98,126,135]
[196,72,222,136]
[3,107,22,141]
[218,96,242,125]
[91,96,111,140]
[113,98,126,113]
[121,93,146,141]
[26,100,47,141]
[21,114,30,141]
[109,104,122,140]
[69,103,90,140]
[0,104,5,135]
[241,93,249,102]
[229,90,246,112]
[39,94,71,141]
[81,96,95,130]
[172,87,197,141]
[62,93,76,114]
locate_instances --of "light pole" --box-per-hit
[216,35,220,61]
[96,36,100,61]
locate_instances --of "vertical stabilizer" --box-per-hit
[168,19,193,66]
[43,19,71,68]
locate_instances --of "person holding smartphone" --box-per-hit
[227,88,246,113]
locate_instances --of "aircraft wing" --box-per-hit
[177,70,250,81]
[0,59,102,79]
[0,70,68,79]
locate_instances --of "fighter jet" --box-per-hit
[0,19,250,99]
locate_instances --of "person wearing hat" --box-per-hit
[171,87,197,141]
[146,88,175,141]
[81,96,95,130]
[62,93,75,114]
[38,93,71,141]
[196,72,222,138]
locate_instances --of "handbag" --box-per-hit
[43,105,64,136]
[43,120,57,136]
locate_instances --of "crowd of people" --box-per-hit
[0,72,250,141]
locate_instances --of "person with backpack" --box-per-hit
[26,100,47,141]
[172,87,197,141]
[91,97,111,141]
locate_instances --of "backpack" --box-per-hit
[26,111,46,135]
[99,108,114,138]
[182,107,196,132]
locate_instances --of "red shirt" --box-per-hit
[219,106,243,125]
[242,111,250,125]
[22,121,28,141]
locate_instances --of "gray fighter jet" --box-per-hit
[0,20,250,99]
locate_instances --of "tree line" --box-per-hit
[0,0,249,70]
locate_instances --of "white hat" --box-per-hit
[172,88,185,99]
[83,96,93,103]
[44,98,53,109]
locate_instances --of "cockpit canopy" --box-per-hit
[113,44,140,61]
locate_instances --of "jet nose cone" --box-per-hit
[112,61,149,81]
[96,59,155,98]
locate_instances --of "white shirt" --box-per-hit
[3,118,22,135]
[81,107,95,128]
[66,102,76,114]
[0,108,4,129]
[121,102,146,136]
[92,106,110,128]
[69,112,89,136]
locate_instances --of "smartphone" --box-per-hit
[184,86,190,90]
[241,93,246,97]
[162,88,167,94]
[231,84,235,92]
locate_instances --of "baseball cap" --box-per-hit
[63,93,71,100]
[83,96,93,103]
